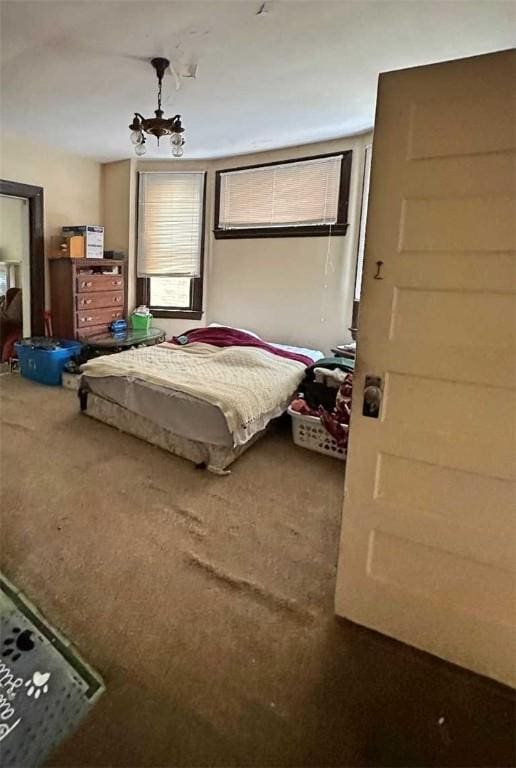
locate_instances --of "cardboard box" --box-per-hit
[62,225,104,259]
[51,235,85,259]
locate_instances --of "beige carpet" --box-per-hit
[1,375,514,768]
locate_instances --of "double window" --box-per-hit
[214,151,351,238]
[136,171,206,319]
[136,153,352,314]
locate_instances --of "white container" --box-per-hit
[62,372,82,391]
[62,226,104,259]
[287,406,346,460]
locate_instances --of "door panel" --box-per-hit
[400,196,514,252]
[408,93,516,159]
[335,50,516,686]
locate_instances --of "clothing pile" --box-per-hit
[290,358,354,449]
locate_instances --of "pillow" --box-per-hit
[208,322,260,338]
[209,322,323,363]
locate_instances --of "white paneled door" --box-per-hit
[335,50,516,686]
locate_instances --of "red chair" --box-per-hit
[1,288,23,364]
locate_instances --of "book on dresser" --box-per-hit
[49,258,127,340]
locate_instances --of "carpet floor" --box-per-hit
[1,375,514,768]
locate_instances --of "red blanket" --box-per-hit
[171,327,313,367]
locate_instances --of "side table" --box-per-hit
[81,327,166,356]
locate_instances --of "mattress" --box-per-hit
[81,336,323,449]
[83,375,235,446]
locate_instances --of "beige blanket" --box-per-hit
[81,342,306,445]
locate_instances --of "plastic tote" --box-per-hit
[15,338,82,386]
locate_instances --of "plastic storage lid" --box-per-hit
[16,337,63,350]
[16,338,82,350]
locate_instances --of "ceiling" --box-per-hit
[0,0,513,162]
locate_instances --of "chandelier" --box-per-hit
[129,57,185,157]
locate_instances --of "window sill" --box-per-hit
[213,223,349,239]
[150,308,203,320]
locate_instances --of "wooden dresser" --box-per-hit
[49,258,127,339]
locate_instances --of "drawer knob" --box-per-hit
[82,281,92,288]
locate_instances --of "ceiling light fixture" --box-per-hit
[128,57,185,157]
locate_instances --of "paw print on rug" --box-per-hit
[25,671,51,699]
[2,627,35,661]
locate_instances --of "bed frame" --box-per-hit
[79,389,268,475]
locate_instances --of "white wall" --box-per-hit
[102,159,136,315]
[0,134,103,309]
[0,134,102,244]
[102,132,372,353]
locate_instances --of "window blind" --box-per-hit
[137,172,204,277]
[218,155,343,230]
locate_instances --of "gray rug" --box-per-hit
[0,574,104,767]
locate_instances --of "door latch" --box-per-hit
[363,375,383,418]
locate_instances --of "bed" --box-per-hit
[79,326,323,474]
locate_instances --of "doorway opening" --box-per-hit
[0,180,45,363]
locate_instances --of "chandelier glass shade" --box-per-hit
[129,57,185,157]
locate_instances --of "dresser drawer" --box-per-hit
[76,291,124,310]
[77,307,124,328]
[77,275,124,293]
[77,324,111,339]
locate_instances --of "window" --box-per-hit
[150,276,191,308]
[350,143,372,339]
[214,151,352,239]
[136,171,206,319]
[354,144,372,302]
[0,262,19,298]
[0,263,7,298]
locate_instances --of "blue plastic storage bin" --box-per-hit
[15,338,82,386]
